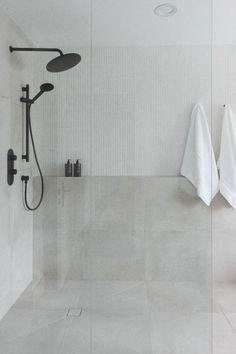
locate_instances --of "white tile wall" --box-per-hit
[212,46,236,157]
[0,12,33,320]
[32,45,236,178]
[33,46,212,176]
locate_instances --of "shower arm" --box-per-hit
[9,46,63,56]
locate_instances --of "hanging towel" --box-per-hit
[181,103,219,206]
[218,105,236,209]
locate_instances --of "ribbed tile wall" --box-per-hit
[33,46,212,176]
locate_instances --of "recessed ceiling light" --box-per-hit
[154,3,178,17]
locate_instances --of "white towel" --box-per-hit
[181,103,219,206]
[218,106,236,209]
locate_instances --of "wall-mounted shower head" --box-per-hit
[31,83,54,103]
[46,53,81,73]
[9,46,81,73]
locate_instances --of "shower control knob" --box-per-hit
[11,169,17,175]
[9,154,17,161]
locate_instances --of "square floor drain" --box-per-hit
[67,308,83,317]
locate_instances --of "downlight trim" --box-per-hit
[154,3,178,17]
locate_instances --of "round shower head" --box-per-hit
[31,83,54,103]
[40,83,54,92]
[46,53,81,73]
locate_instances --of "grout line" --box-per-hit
[221,311,236,337]
[59,316,74,354]
[105,281,145,299]
[80,281,145,313]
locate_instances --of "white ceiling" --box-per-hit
[0,0,91,46]
[0,0,235,47]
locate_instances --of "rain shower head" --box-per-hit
[46,53,81,72]
[9,46,81,73]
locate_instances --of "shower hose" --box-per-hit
[22,104,44,211]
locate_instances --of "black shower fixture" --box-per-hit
[21,83,54,105]
[9,46,81,72]
[21,83,54,162]
[21,83,54,211]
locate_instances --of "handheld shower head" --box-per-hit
[40,83,54,92]
[31,83,54,103]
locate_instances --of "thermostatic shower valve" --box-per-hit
[7,149,17,185]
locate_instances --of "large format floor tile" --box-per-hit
[213,313,236,354]
[150,312,211,354]
[147,281,211,312]
[2,281,236,353]
[12,279,84,311]
[91,311,152,354]
[214,283,236,312]
[0,308,66,342]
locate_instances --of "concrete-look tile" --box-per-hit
[0,12,34,322]
[151,312,211,354]
[34,228,58,280]
[33,227,46,282]
[0,247,13,319]
[144,178,211,232]
[55,230,85,282]
[86,177,145,232]
[0,97,11,152]
[0,319,67,354]
[0,182,10,252]
[83,230,145,280]
[212,194,236,234]
[0,308,66,343]
[147,281,211,313]
[56,178,93,233]
[214,283,236,313]
[33,177,58,230]
[213,313,236,354]
[88,281,148,316]
[224,312,236,333]
[13,279,83,311]
[0,98,11,252]
[36,227,86,281]
[59,313,91,354]
[91,312,152,354]
[61,244,86,281]
[145,230,211,282]
[213,231,236,283]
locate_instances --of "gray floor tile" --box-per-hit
[213,313,236,354]
[150,312,211,354]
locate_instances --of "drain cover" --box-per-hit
[67,308,83,317]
